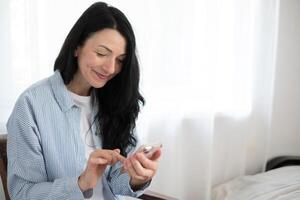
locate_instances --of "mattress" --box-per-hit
[212,166,300,200]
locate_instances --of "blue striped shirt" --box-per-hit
[6,70,146,200]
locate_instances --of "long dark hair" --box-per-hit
[54,2,144,156]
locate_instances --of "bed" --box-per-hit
[212,156,300,200]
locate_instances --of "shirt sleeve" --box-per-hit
[106,162,151,197]
[6,94,84,200]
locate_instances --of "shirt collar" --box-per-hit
[50,70,76,112]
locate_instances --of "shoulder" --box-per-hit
[13,74,54,112]
[24,75,52,97]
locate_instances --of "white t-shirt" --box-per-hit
[68,91,104,200]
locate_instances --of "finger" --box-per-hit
[90,157,108,165]
[114,149,120,154]
[110,150,127,164]
[91,149,114,164]
[115,153,126,163]
[90,149,125,165]
[135,152,158,170]
[149,148,162,161]
[130,155,153,179]
[113,149,126,163]
[91,149,110,159]
[124,158,146,180]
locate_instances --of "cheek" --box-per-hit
[78,54,97,70]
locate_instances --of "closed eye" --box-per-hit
[95,52,106,57]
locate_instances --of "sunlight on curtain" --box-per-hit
[0,0,279,199]
[1,0,254,127]
[134,0,254,116]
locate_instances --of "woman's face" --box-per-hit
[74,28,126,92]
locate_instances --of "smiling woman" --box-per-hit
[5,2,162,200]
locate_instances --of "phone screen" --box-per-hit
[137,143,162,158]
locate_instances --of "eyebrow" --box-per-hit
[97,45,126,56]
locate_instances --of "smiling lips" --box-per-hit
[94,70,109,80]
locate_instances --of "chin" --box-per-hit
[91,81,107,89]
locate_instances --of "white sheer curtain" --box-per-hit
[134,1,279,199]
[0,0,279,199]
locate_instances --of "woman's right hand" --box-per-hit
[78,149,125,191]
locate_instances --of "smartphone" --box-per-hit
[136,143,162,158]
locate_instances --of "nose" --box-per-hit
[102,57,116,75]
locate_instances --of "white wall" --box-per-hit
[268,0,300,159]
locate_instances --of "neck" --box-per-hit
[67,72,91,96]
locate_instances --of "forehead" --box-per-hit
[85,28,126,55]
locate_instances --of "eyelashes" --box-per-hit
[95,51,125,66]
[96,52,106,57]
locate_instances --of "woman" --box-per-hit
[6,2,161,199]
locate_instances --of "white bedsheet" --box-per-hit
[212,166,300,200]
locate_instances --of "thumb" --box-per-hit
[149,148,162,161]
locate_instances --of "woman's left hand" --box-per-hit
[123,148,161,189]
